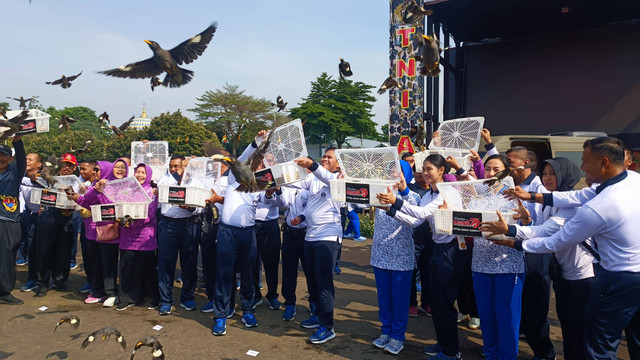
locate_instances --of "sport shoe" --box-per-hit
[158,304,172,315]
[252,298,263,309]
[282,305,296,321]
[468,317,480,330]
[78,283,92,293]
[268,298,282,310]
[372,334,391,349]
[0,293,24,305]
[343,233,354,239]
[15,259,27,266]
[175,275,183,284]
[212,318,226,336]
[416,282,422,293]
[84,295,106,304]
[334,265,342,275]
[242,313,258,328]
[353,236,367,241]
[409,306,418,317]
[301,315,320,329]
[309,302,317,316]
[419,305,432,316]
[148,299,160,310]
[201,300,214,313]
[309,326,336,344]
[103,296,119,307]
[21,280,37,292]
[236,281,241,290]
[424,343,442,356]
[116,302,135,311]
[180,300,197,311]
[384,338,404,355]
[428,352,462,360]
[34,286,47,297]
[70,262,77,270]
[457,313,470,323]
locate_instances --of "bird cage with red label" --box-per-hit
[31,175,83,209]
[414,117,484,173]
[90,177,153,220]
[329,147,400,206]
[158,157,216,207]
[255,119,308,187]
[10,109,50,135]
[131,141,169,181]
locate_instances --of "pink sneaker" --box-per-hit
[409,306,418,317]
[84,295,106,304]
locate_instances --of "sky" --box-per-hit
[2,0,391,131]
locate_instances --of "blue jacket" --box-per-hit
[0,140,26,222]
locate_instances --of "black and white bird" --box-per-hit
[130,336,164,360]
[54,315,81,332]
[98,112,110,125]
[46,72,82,89]
[338,58,353,79]
[403,3,433,24]
[6,96,38,109]
[275,96,287,112]
[58,115,77,132]
[0,109,29,142]
[110,116,135,138]
[99,22,217,89]
[415,33,441,77]
[81,326,126,350]
[377,75,400,95]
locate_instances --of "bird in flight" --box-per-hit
[338,58,353,79]
[81,326,126,350]
[46,72,83,88]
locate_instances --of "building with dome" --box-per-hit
[130,107,151,130]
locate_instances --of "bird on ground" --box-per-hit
[110,116,135,137]
[81,326,126,350]
[0,109,29,142]
[403,3,433,24]
[130,336,164,360]
[377,75,400,94]
[211,126,276,192]
[274,96,287,112]
[99,22,217,89]
[415,33,441,77]
[37,155,60,188]
[54,315,81,332]
[46,71,82,88]
[338,58,353,79]
[58,115,76,132]
[485,166,525,186]
[0,105,7,119]
[70,140,91,156]
[98,112,110,125]
[6,96,38,109]
[150,76,163,91]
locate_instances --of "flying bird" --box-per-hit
[0,109,29,142]
[338,58,353,79]
[485,166,525,186]
[46,71,83,89]
[70,140,91,156]
[377,75,400,95]
[0,105,7,119]
[410,124,426,149]
[98,22,217,89]
[54,315,81,332]
[403,3,433,24]
[98,112,110,125]
[211,127,276,192]
[37,155,60,188]
[81,326,126,350]
[110,116,135,137]
[6,96,38,109]
[273,96,287,112]
[150,76,163,91]
[415,33,441,77]
[58,115,77,132]
[130,336,164,360]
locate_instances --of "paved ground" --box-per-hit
[0,238,631,360]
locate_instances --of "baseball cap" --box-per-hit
[0,145,12,156]
[60,153,77,165]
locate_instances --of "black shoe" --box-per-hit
[34,286,47,297]
[0,294,24,305]
[51,284,67,292]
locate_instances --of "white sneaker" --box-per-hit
[457,313,470,323]
[103,296,119,307]
[468,317,480,330]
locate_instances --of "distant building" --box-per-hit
[130,107,151,130]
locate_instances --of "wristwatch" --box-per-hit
[528,192,536,201]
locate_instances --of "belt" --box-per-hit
[161,215,200,223]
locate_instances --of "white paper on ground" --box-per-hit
[38,306,48,311]
[246,350,259,356]
[152,325,163,331]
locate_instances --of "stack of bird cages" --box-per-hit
[131,141,169,181]
[433,176,517,240]
[90,177,152,221]
[11,109,50,135]
[329,147,400,206]
[414,117,484,173]
[255,119,308,188]
[158,157,218,207]
[30,175,82,209]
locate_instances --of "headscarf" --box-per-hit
[544,157,580,192]
[399,159,414,184]
[96,161,113,181]
[135,163,154,193]
[107,158,129,180]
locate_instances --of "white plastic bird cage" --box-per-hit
[87,177,153,220]
[433,176,518,239]
[10,109,51,135]
[255,119,308,187]
[329,147,400,206]
[158,157,215,207]
[30,188,76,209]
[131,141,169,181]
[90,202,150,222]
[414,117,485,173]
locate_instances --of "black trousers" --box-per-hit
[522,253,555,359]
[35,209,73,288]
[88,240,119,298]
[304,239,340,329]
[281,225,307,306]
[213,223,257,318]
[18,208,36,261]
[429,240,471,356]
[79,221,93,285]
[553,276,594,360]
[0,220,21,296]
[200,223,219,301]
[410,229,434,307]
[26,212,39,283]
[119,249,159,304]
[254,219,281,301]
[457,262,479,318]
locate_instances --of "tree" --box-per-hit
[379,124,390,142]
[289,73,378,149]
[190,83,275,155]
[147,110,219,157]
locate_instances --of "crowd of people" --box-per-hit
[0,128,639,360]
